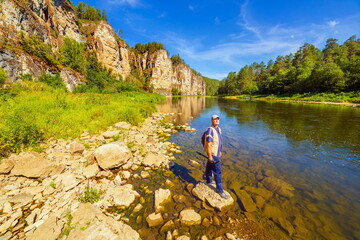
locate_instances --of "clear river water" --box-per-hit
[157,96,360,240]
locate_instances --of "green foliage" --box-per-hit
[220,35,360,96]
[39,73,67,91]
[0,82,164,157]
[203,77,220,95]
[19,72,33,81]
[0,106,45,157]
[49,182,56,188]
[73,2,107,21]
[171,88,182,96]
[60,37,87,73]
[0,67,8,85]
[171,54,185,65]
[20,32,58,66]
[131,42,165,54]
[78,184,104,203]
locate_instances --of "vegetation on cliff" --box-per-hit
[219,36,360,97]
[73,1,107,22]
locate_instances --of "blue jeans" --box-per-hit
[205,155,224,193]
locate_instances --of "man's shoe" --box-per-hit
[219,192,229,199]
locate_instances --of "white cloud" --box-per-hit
[107,0,141,7]
[327,20,339,27]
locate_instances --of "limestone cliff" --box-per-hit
[0,0,205,95]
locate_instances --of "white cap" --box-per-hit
[211,115,220,120]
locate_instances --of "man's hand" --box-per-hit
[208,156,214,163]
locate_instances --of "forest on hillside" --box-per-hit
[219,36,360,95]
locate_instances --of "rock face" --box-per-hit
[94,141,132,170]
[192,183,234,211]
[0,0,206,95]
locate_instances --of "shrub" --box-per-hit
[20,32,58,66]
[60,37,87,74]
[171,87,182,96]
[0,67,8,85]
[39,73,67,91]
[78,184,104,203]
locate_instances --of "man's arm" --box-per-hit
[205,141,213,162]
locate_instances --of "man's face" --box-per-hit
[212,118,220,126]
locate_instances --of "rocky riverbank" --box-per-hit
[0,112,271,240]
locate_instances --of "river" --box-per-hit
[158,96,360,240]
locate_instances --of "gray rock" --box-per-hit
[179,209,201,226]
[102,130,121,139]
[103,184,139,208]
[192,183,234,211]
[94,141,131,170]
[0,158,14,174]
[27,216,65,240]
[262,176,295,198]
[11,152,52,178]
[142,152,167,168]
[68,203,140,240]
[82,164,100,178]
[154,188,171,212]
[237,190,257,212]
[69,142,86,154]
[146,212,164,227]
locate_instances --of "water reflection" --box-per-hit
[157,96,206,124]
[160,97,360,240]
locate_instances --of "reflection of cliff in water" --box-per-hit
[157,97,206,124]
[217,98,360,152]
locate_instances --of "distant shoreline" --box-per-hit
[221,95,360,107]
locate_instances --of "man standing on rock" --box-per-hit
[203,115,229,199]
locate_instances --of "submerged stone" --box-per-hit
[237,190,257,212]
[262,176,295,198]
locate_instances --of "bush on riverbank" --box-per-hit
[0,81,165,157]
[232,91,360,103]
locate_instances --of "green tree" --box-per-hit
[60,37,87,74]
[311,62,345,92]
[171,54,185,65]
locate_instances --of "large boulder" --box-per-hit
[11,152,52,178]
[192,183,234,211]
[262,176,295,198]
[67,203,140,240]
[94,141,131,170]
[154,188,171,212]
[179,209,201,226]
[141,152,167,168]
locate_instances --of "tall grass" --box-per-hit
[0,81,165,157]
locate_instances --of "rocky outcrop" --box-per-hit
[0,0,205,95]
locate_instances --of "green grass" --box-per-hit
[0,81,165,157]
[231,92,360,104]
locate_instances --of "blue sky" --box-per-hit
[72,0,360,80]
